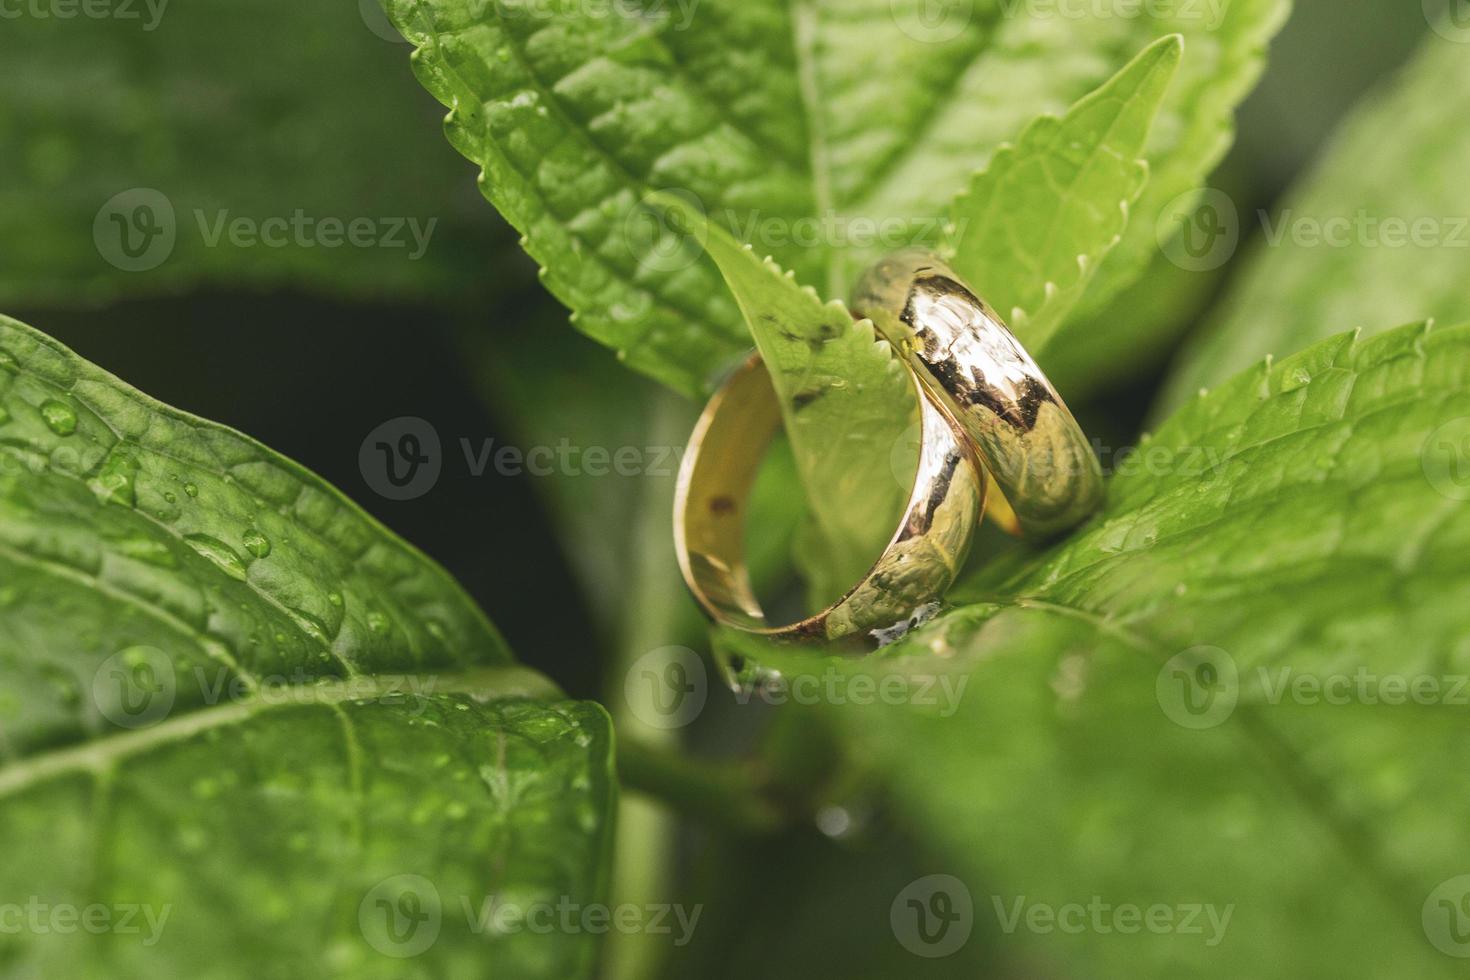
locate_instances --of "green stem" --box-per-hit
[601,389,694,980]
[616,737,788,836]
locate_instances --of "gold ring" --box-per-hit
[853,249,1104,537]
[673,353,984,647]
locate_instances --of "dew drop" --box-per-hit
[90,453,138,508]
[163,490,178,504]
[242,528,272,559]
[184,534,249,580]
[366,610,392,635]
[183,482,199,498]
[40,399,77,436]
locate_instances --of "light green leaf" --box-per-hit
[850,0,1290,317]
[688,223,915,602]
[0,0,509,308]
[0,316,616,978]
[1160,31,1470,412]
[726,320,1470,977]
[386,0,1288,395]
[942,34,1181,352]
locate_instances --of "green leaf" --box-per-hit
[0,0,510,308]
[726,320,1470,977]
[386,0,1288,396]
[0,316,616,978]
[849,0,1289,321]
[1160,32,1470,412]
[688,221,915,602]
[942,34,1181,352]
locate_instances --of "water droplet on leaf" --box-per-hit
[242,528,272,559]
[184,534,248,580]
[90,453,138,508]
[40,399,77,436]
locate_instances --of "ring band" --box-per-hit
[853,249,1104,537]
[674,354,984,647]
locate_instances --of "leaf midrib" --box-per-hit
[0,665,561,802]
